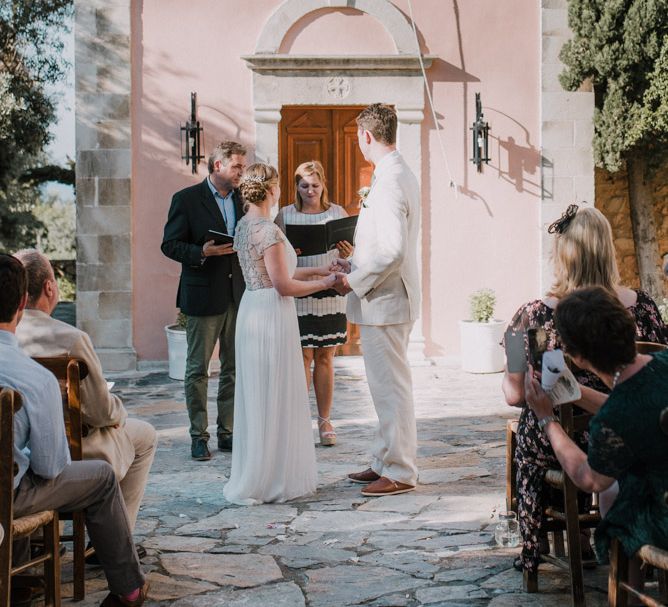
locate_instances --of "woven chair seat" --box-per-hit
[545,469,564,487]
[637,544,668,570]
[12,510,55,538]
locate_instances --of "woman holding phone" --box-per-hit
[502,205,666,575]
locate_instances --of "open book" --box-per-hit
[207,229,234,245]
[540,350,581,405]
[285,215,358,256]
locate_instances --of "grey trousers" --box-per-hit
[14,461,144,595]
[185,303,237,440]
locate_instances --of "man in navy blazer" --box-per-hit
[162,141,247,461]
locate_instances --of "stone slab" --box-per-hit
[304,564,429,607]
[146,572,217,601]
[170,582,306,607]
[160,553,282,587]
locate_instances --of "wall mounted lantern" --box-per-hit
[470,92,490,172]
[180,92,204,174]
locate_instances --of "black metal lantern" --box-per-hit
[180,92,204,174]
[470,92,490,172]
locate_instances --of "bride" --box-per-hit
[223,163,336,505]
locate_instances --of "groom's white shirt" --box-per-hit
[346,150,421,326]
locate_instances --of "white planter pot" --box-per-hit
[165,324,187,381]
[459,319,506,374]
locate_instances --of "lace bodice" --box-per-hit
[234,216,297,290]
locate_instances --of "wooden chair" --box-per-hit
[506,405,599,606]
[0,387,61,607]
[534,402,601,606]
[608,404,668,607]
[32,357,91,602]
[506,418,518,512]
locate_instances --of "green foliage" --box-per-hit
[56,274,75,302]
[33,192,75,258]
[559,0,668,171]
[0,0,73,250]
[176,311,187,330]
[469,288,496,323]
[659,298,668,324]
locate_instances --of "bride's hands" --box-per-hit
[320,273,337,289]
[312,265,332,277]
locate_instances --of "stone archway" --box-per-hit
[254,0,420,54]
[244,0,432,358]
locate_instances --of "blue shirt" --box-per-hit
[207,177,237,235]
[0,330,71,489]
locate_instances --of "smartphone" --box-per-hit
[504,328,527,373]
[527,327,548,372]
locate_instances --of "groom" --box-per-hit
[334,103,421,496]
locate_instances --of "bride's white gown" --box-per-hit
[223,216,317,505]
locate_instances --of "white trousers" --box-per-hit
[359,322,418,486]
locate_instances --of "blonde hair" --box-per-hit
[239,163,279,207]
[547,206,620,299]
[293,160,330,212]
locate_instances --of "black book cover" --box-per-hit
[285,215,358,256]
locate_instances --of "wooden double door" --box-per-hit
[279,106,373,355]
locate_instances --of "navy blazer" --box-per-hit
[161,179,245,316]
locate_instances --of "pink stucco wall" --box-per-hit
[132,0,540,362]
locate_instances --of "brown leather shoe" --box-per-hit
[361,476,415,497]
[101,580,150,606]
[347,468,381,484]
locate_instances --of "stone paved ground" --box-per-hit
[59,361,612,606]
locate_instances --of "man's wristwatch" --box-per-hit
[538,415,559,431]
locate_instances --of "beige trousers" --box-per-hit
[359,322,418,486]
[120,419,157,528]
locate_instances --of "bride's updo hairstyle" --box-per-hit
[239,163,279,208]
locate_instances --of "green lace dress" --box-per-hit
[588,349,668,559]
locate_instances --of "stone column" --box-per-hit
[540,0,595,291]
[75,0,135,371]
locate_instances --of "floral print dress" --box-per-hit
[508,290,667,572]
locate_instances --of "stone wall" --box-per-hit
[596,164,668,291]
[75,0,135,371]
[541,0,595,292]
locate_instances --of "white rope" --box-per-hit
[406,0,458,198]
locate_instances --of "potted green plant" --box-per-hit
[459,288,505,373]
[165,311,187,380]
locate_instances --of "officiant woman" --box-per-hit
[275,160,353,447]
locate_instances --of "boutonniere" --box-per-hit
[358,186,371,208]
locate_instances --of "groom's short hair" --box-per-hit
[356,104,397,145]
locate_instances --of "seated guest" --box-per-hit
[525,285,668,592]
[0,253,148,606]
[14,249,157,534]
[502,205,667,574]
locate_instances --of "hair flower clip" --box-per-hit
[358,186,371,208]
[242,175,265,184]
[548,203,579,234]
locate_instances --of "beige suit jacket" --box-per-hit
[347,150,421,325]
[16,309,134,479]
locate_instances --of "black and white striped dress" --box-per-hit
[275,203,348,348]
